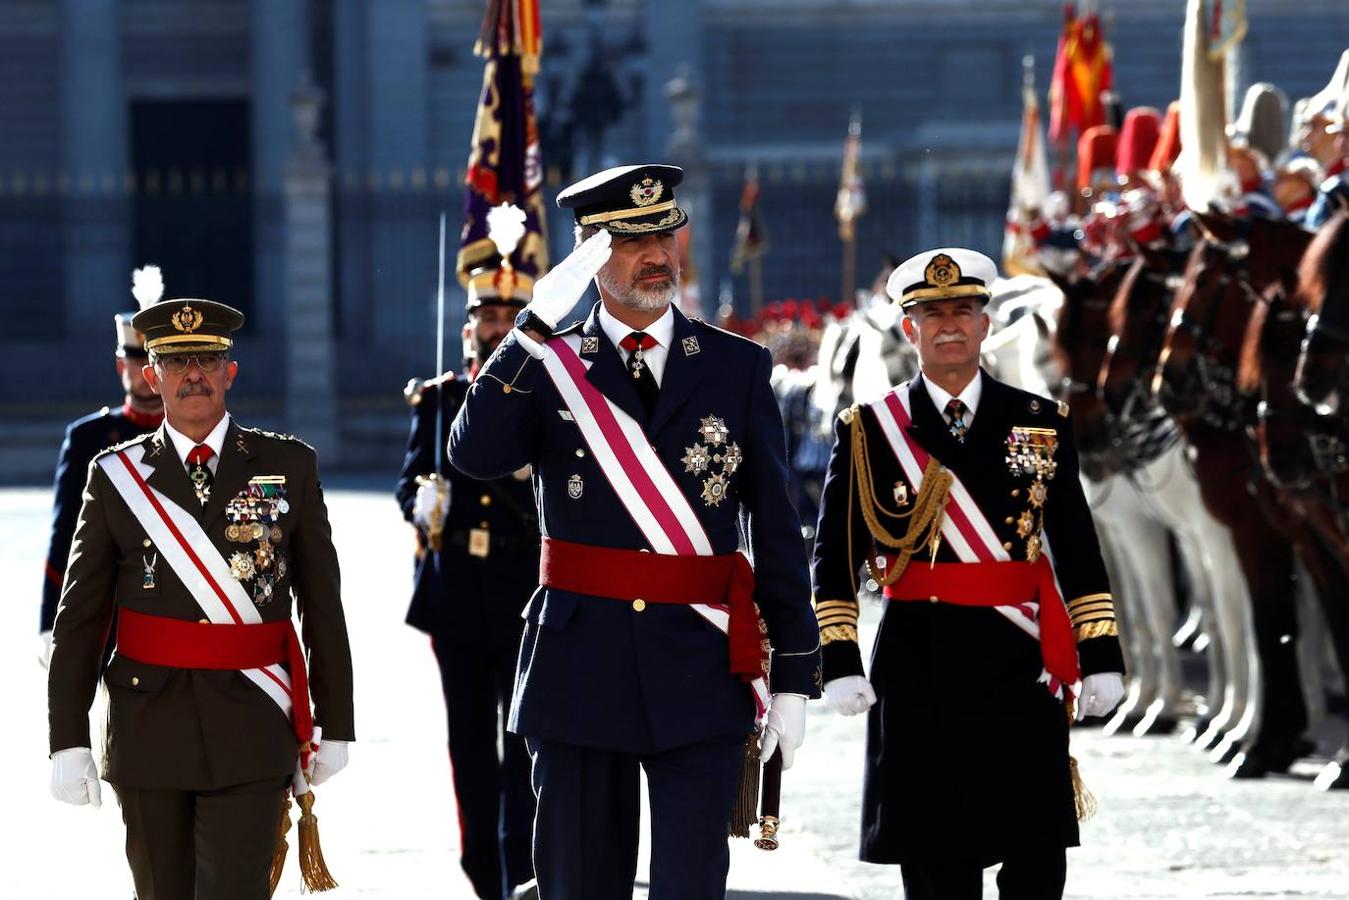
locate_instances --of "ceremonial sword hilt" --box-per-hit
[416,473,450,553]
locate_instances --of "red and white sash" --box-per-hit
[540,334,769,716]
[869,383,1077,697]
[99,444,316,790]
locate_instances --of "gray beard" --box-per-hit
[599,268,679,312]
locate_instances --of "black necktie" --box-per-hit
[945,399,969,443]
[620,331,660,418]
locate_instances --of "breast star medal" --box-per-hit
[1006,426,1058,562]
[229,551,256,582]
[692,415,739,507]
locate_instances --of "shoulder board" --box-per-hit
[236,425,314,451]
[95,430,155,459]
[404,371,458,406]
[838,404,859,425]
[1057,399,1070,418]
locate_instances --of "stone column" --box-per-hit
[251,0,308,339]
[665,67,711,319]
[60,0,128,338]
[283,74,339,462]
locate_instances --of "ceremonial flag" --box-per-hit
[730,166,768,275]
[1004,61,1052,276]
[1178,0,1228,211]
[1048,4,1114,144]
[835,112,866,242]
[458,0,548,283]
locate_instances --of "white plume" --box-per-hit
[131,265,165,310]
[486,203,527,261]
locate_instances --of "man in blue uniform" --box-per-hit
[813,249,1126,900]
[396,259,538,900]
[39,266,167,666]
[448,164,821,900]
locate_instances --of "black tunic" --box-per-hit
[812,371,1125,866]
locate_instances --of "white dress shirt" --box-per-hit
[921,370,983,430]
[598,302,674,387]
[164,413,231,475]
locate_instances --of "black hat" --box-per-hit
[131,298,245,356]
[557,164,688,235]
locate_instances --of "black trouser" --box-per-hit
[900,848,1067,900]
[525,735,745,900]
[431,634,536,899]
[113,778,287,900]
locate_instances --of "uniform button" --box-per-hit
[479,520,489,528]
[1003,542,1013,551]
[143,539,152,548]
[928,595,939,604]
[131,676,140,686]
[502,384,512,394]
[198,618,209,624]
[575,448,585,458]
[639,548,650,553]
[632,599,646,612]
[479,494,492,506]
[1011,489,1021,498]
[1004,517,1014,525]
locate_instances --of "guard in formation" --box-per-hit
[396,252,539,900]
[812,248,1126,900]
[47,296,354,899]
[448,164,822,900]
[39,266,167,666]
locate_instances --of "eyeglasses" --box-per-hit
[153,353,228,374]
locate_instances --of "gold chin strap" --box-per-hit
[847,405,953,588]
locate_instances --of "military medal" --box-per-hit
[468,527,491,558]
[269,524,283,543]
[568,474,584,499]
[1005,426,1058,562]
[1016,510,1035,538]
[189,464,211,505]
[698,415,729,447]
[142,553,157,589]
[682,443,710,474]
[893,482,909,506]
[701,473,728,507]
[226,523,242,542]
[229,551,256,582]
[691,415,740,507]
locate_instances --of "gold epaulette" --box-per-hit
[1066,592,1119,641]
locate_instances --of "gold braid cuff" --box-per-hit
[849,405,952,588]
[1074,619,1119,641]
[820,624,860,645]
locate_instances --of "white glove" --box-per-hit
[38,630,53,669]
[50,747,101,808]
[309,739,349,787]
[823,675,877,717]
[525,229,612,329]
[412,479,448,530]
[1076,672,1126,720]
[757,693,807,770]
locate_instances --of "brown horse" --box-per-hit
[1145,213,1325,777]
[1295,212,1349,417]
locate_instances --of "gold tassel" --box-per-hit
[729,728,761,838]
[268,795,292,897]
[1070,755,1097,822]
[296,790,339,893]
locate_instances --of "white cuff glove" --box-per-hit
[757,693,807,770]
[50,747,101,808]
[823,675,877,717]
[309,739,349,787]
[1076,672,1126,720]
[39,630,53,669]
[412,479,448,530]
[525,230,612,329]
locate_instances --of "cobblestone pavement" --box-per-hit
[6,483,1346,899]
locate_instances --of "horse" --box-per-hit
[1295,212,1349,416]
[1145,212,1327,777]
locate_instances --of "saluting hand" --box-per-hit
[525,229,613,330]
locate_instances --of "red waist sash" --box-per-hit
[539,536,765,682]
[115,608,315,762]
[883,558,1081,687]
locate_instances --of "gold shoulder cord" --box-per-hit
[847,406,953,589]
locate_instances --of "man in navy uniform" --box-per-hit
[448,164,821,900]
[812,248,1126,900]
[396,258,538,900]
[39,266,167,667]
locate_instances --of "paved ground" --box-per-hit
[6,482,1348,898]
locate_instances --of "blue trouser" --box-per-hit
[432,634,536,899]
[525,734,745,900]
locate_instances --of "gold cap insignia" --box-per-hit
[171,303,204,334]
[630,177,664,208]
[924,254,961,289]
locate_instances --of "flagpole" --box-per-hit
[750,254,764,317]
[840,228,856,308]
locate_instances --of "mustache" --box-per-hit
[634,265,674,283]
[177,383,213,399]
[933,334,966,345]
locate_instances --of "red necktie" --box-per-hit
[186,444,214,507]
